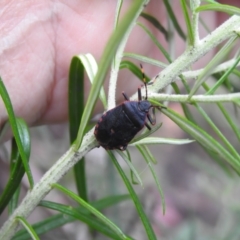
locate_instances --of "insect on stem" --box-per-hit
[94,63,162,151]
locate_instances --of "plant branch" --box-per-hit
[0,130,97,240]
[191,0,200,45]
[108,0,149,110]
[147,15,240,94]
[165,0,175,103]
[149,92,240,103]
[181,58,240,80]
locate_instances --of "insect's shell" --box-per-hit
[94,100,151,151]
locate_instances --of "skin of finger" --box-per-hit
[0,0,167,127]
[0,0,114,126]
[0,0,224,127]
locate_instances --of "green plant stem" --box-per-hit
[191,0,201,45]
[165,0,175,103]
[181,58,240,80]
[108,0,148,110]
[147,15,240,94]
[149,92,240,103]
[0,130,97,240]
[75,0,148,149]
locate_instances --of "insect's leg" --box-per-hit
[138,87,142,101]
[145,122,152,130]
[154,75,159,83]
[140,63,148,99]
[122,92,129,101]
[148,75,159,86]
[147,108,156,125]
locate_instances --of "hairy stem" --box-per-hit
[108,0,149,110]
[151,15,240,93]
[150,92,240,103]
[0,130,97,240]
[181,58,240,80]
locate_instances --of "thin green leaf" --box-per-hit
[78,54,98,82]
[171,68,239,166]
[170,77,239,173]
[12,214,74,240]
[206,55,240,95]
[202,82,240,145]
[0,79,33,188]
[78,54,106,108]
[161,108,240,175]
[75,0,147,150]
[108,150,157,240]
[91,195,130,209]
[8,186,20,215]
[196,104,240,160]
[131,123,163,144]
[196,3,240,15]
[120,60,151,82]
[137,22,172,63]
[53,183,128,239]
[180,0,194,45]
[15,119,31,160]
[140,12,169,40]
[171,82,196,122]
[15,208,122,240]
[131,137,194,146]
[68,55,88,201]
[211,71,233,93]
[16,216,40,240]
[136,145,166,214]
[41,195,130,216]
[8,138,20,215]
[123,52,167,68]
[162,82,236,175]
[124,149,139,184]
[69,54,105,138]
[217,103,240,143]
[13,195,130,240]
[233,68,240,79]
[116,150,143,186]
[142,144,157,164]
[162,0,186,40]
[68,55,86,143]
[189,36,237,98]
[114,0,123,29]
[134,21,195,129]
[203,0,218,3]
[12,194,130,240]
[73,160,88,201]
[41,195,130,215]
[0,119,31,215]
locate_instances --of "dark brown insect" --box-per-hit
[94,65,161,151]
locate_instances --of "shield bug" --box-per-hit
[94,64,161,151]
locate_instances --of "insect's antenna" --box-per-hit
[140,64,148,100]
